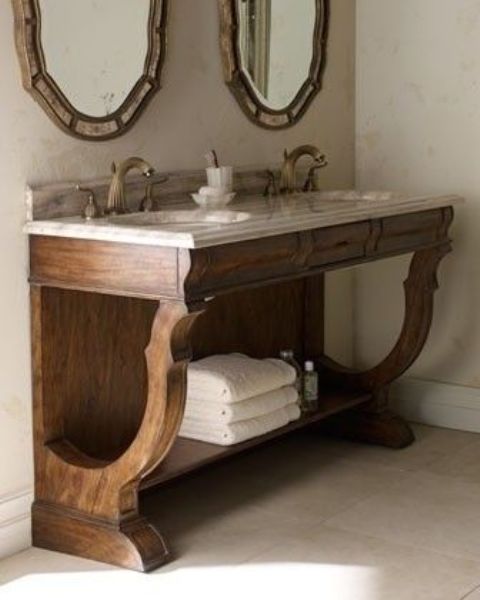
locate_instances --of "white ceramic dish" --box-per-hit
[191,192,236,209]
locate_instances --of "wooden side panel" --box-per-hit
[30,236,179,299]
[38,280,325,461]
[41,288,157,459]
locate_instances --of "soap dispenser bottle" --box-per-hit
[303,361,319,413]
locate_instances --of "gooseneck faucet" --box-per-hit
[280,145,328,194]
[106,157,155,215]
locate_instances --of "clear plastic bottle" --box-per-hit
[279,350,303,408]
[303,361,319,413]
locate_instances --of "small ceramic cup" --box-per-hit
[206,166,233,192]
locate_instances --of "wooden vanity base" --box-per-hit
[28,206,455,571]
[32,501,169,572]
[320,409,415,449]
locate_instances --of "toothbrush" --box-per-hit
[205,150,219,169]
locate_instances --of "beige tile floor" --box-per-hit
[2,424,480,599]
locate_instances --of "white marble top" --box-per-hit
[24,190,464,249]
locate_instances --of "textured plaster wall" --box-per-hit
[356,0,478,386]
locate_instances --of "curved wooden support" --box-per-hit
[32,294,205,571]
[320,243,452,392]
[318,243,452,448]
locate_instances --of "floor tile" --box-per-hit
[300,424,478,473]
[3,426,480,600]
[0,547,109,586]
[245,455,409,525]
[459,585,480,599]
[326,470,480,562]
[424,437,480,485]
[247,525,480,600]
[143,435,410,535]
[150,501,310,570]
[5,533,480,600]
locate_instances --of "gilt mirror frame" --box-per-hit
[218,0,330,130]
[11,0,168,141]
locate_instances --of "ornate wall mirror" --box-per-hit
[12,0,168,140]
[219,0,329,129]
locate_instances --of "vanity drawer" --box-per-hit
[187,234,304,295]
[307,222,371,267]
[377,210,446,254]
[187,221,372,297]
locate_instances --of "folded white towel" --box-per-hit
[179,403,301,446]
[187,353,296,404]
[184,386,298,425]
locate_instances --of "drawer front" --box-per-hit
[377,210,446,254]
[187,234,304,294]
[186,222,372,297]
[186,209,452,298]
[308,222,371,267]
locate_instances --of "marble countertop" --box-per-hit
[24,190,464,249]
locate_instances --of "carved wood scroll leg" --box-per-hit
[318,243,452,449]
[32,297,205,572]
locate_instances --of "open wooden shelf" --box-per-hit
[141,388,371,490]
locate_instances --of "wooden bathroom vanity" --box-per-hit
[25,168,462,571]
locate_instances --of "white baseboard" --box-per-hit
[392,377,480,433]
[0,489,33,560]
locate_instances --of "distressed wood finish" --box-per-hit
[30,236,183,299]
[143,388,371,488]
[318,241,453,448]
[11,0,168,141]
[29,209,452,301]
[32,288,204,570]
[29,204,456,571]
[184,208,453,299]
[218,0,329,129]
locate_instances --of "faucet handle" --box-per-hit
[75,185,102,220]
[139,177,169,212]
[263,169,279,197]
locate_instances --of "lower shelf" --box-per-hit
[141,389,371,490]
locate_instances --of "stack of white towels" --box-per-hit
[179,353,301,446]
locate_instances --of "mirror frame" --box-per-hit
[218,0,329,129]
[11,0,168,141]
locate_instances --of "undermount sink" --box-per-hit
[308,190,404,203]
[107,209,251,228]
[263,190,405,215]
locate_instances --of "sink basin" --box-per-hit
[107,209,251,228]
[311,190,404,202]
[262,190,404,215]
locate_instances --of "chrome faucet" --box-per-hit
[106,157,155,215]
[280,145,328,194]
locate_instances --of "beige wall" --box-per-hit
[355,0,477,385]
[0,0,355,522]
